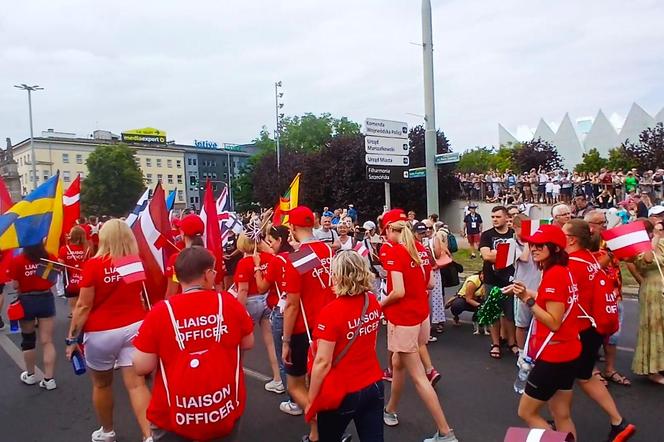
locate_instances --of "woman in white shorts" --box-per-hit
[66,219,152,442]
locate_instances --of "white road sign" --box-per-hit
[365,118,408,139]
[365,153,410,167]
[365,136,410,155]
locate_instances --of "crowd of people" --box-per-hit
[1,188,663,441]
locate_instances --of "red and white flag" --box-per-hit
[521,219,551,237]
[495,239,517,270]
[113,255,146,284]
[200,179,225,283]
[290,244,322,275]
[353,241,370,258]
[601,221,652,260]
[62,174,81,237]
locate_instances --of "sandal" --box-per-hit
[592,370,608,387]
[490,344,501,359]
[602,371,631,386]
[509,344,519,356]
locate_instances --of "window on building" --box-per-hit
[26,154,31,163]
[212,173,217,179]
[177,190,184,201]
[193,158,197,166]
[167,159,172,168]
[146,158,152,167]
[157,174,163,182]
[167,174,173,184]
[63,171,71,182]
[190,197,195,204]
[76,154,83,164]
[195,197,199,203]
[189,175,196,186]
[156,159,162,167]
[62,153,69,163]
[43,170,49,181]
[176,160,182,168]
[177,174,183,184]
[146,173,153,184]
[29,172,34,182]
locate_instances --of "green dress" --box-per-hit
[632,241,664,375]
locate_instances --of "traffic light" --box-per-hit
[189,175,197,187]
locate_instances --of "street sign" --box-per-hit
[365,166,409,183]
[365,154,410,167]
[365,118,408,139]
[365,136,410,155]
[407,167,426,178]
[434,152,460,165]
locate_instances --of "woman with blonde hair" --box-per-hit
[65,219,152,442]
[59,225,91,317]
[378,210,458,442]
[307,250,383,441]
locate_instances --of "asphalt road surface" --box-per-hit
[0,288,660,442]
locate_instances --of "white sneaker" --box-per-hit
[143,437,154,442]
[383,409,399,426]
[39,378,57,390]
[279,400,303,416]
[91,427,116,442]
[423,430,458,442]
[265,379,285,394]
[20,371,37,385]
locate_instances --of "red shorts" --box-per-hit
[467,233,481,246]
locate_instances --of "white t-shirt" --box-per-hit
[545,182,554,193]
[314,227,339,244]
[552,183,561,195]
[338,235,354,251]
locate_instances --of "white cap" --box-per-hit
[362,221,376,231]
[648,205,664,216]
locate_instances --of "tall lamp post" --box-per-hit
[422,0,439,216]
[274,81,284,175]
[14,83,43,191]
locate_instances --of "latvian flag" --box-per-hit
[353,241,370,258]
[495,239,517,270]
[521,219,551,237]
[601,221,652,260]
[289,244,322,275]
[113,255,147,284]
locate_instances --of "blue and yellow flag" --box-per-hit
[0,173,63,254]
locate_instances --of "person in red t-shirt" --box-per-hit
[307,250,384,441]
[88,215,102,254]
[65,219,152,442]
[133,247,254,441]
[563,219,635,441]
[7,243,58,390]
[281,206,335,442]
[508,224,580,438]
[58,225,90,317]
[164,214,205,298]
[378,210,457,442]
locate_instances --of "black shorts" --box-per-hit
[20,292,56,320]
[285,332,310,377]
[525,359,577,401]
[538,184,546,193]
[500,295,514,321]
[64,289,79,299]
[576,327,604,380]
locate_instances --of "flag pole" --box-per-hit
[141,281,153,310]
[40,258,78,271]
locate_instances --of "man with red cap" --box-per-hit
[281,205,335,442]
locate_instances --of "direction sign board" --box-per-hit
[365,136,410,155]
[365,166,408,183]
[435,152,460,165]
[365,118,408,139]
[365,153,410,167]
[407,167,426,178]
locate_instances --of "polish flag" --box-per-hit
[353,241,370,258]
[113,255,147,284]
[601,221,652,260]
[200,179,225,284]
[495,239,517,270]
[62,174,81,237]
[521,219,551,238]
[290,244,322,275]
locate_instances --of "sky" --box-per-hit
[1,0,663,152]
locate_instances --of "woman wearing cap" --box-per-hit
[164,214,205,298]
[379,209,457,442]
[508,225,581,438]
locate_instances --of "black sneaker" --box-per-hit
[607,419,636,442]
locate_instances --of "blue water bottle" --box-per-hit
[9,320,19,333]
[71,350,86,375]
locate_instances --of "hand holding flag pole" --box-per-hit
[39,257,79,271]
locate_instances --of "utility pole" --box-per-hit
[14,84,43,191]
[422,0,439,216]
[274,81,284,175]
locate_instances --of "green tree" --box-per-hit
[494,146,515,171]
[280,112,361,152]
[575,148,608,173]
[457,147,496,173]
[512,138,562,172]
[622,123,664,172]
[81,144,145,217]
[607,146,638,172]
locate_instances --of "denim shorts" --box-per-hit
[607,302,624,346]
[19,291,55,320]
[246,294,270,324]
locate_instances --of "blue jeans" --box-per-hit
[317,381,384,442]
[269,309,289,396]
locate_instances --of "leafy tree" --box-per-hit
[511,138,563,172]
[574,148,607,173]
[622,123,664,172]
[457,147,496,173]
[279,113,361,153]
[494,146,516,171]
[607,146,638,172]
[81,144,144,217]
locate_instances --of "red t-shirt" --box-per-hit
[380,241,432,326]
[264,252,299,309]
[234,253,272,296]
[568,249,600,331]
[284,241,335,335]
[79,256,147,332]
[133,290,253,432]
[312,293,383,393]
[58,244,88,293]
[529,265,582,363]
[8,253,58,293]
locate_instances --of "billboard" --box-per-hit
[121,128,167,144]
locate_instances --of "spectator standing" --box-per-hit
[633,194,649,218]
[624,171,638,194]
[315,216,341,251]
[551,204,572,228]
[347,204,358,223]
[463,203,482,258]
[58,225,90,318]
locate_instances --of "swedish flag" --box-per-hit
[0,173,63,254]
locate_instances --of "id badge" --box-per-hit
[471,222,477,229]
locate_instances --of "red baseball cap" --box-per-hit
[380,209,408,233]
[180,214,205,236]
[288,206,315,228]
[526,224,567,249]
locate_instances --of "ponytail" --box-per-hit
[391,221,421,265]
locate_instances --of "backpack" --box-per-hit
[446,232,458,253]
[569,256,620,336]
[159,293,243,441]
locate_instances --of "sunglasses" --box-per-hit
[529,243,546,250]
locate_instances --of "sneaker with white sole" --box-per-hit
[91,426,116,442]
[39,378,57,390]
[264,379,285,394]
[279,400,303,416]
[20,371,37,385]
[383,409,399,426]
[423,430,458,442]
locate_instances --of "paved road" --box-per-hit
[0,289,659,442]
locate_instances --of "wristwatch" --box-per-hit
[525,297,536,308]
[65,337,79,346]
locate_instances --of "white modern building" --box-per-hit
[499,103,664,170]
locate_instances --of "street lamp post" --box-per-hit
[14,84,43,191]
[274,81,284,175]
[422,0,439,216]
